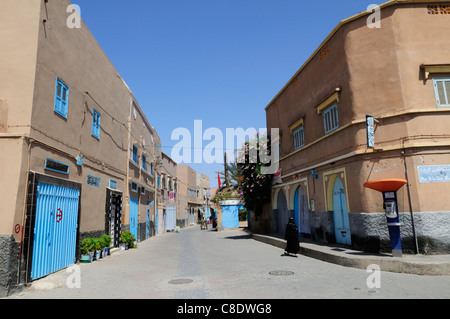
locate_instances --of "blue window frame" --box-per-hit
[323,103,339,134]
[293,126,304,150]
[132,145,138,164]
[433,78,450,107]
[91,109,101,139]
[45,158,70,175]
[131,182,138,192]
[142,154,147,170]
[157,176,161,188]
[109,179,117,189]
[54,78,69,118]
[150,163,153,175]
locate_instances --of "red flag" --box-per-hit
[218,172,221,188]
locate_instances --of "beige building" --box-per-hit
[157,152,177,233]
[197,173,211,220]
[126,96,161,241]
[0,0,161,296]
[263,0,450,255]
[176,165,202,225]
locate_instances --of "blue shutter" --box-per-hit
[142,154,147,170]
[132,145,138,163]
[54,78,69,118]
[91,109,101,139]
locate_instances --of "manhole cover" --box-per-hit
[269,270,294,276]
[169,278,194,285]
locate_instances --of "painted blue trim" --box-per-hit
[433,78,450,108]
[91,109,101,139]
[45,158,70,175]
[54,78,69,119]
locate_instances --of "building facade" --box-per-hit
[158,152,177,233]
[0,0,161,296]
[176,165,202,225]
[265,0,450,255]
[126,97,161,241]
[197,173,211,221]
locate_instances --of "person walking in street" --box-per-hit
[284,217,300,257]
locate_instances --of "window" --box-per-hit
[433,78,450,107]
[91,109,101,139]
[150,163,153,175]
[142,154,147,170]
[323,103,339,134]
[157,176,161,188]
[131,182,138,192]
[109,179,117,189]
[293,126,304,150]
[45,158,70,175]
[54,78,69,118]
[132,145,138,164]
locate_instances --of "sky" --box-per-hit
[74,0,377,187]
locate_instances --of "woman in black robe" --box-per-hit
[284,217,300,256]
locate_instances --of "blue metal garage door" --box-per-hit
[31,182,80,280]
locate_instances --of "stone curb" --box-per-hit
[252,233,450,276]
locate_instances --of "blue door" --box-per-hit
[273,190,291,235]
[31,183,80,280]
[222,206,239,229]
[333,177,351,245]
[129,197,139,241]
[294,186,310,237]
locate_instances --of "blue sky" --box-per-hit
[74,0,376,187]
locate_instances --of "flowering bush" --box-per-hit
[236,133,273,218]
[120,230,136,248]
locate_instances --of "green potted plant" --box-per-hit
[80,238,94,263]
[87,238,95,262]
[120,230,135,250]
[93,238,102,260]
[102,234,112,256]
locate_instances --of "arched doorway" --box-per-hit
[294,185,310,237]
[333,177,351,245]
[273,190,290,235]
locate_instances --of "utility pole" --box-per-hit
[224,152,230,187]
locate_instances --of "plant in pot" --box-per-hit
[102,234,112,256]
[80,238,94,263]
[93,238,102,260]
[87,238,96,262]
[120,230,134,250]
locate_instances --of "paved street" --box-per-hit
[7,226,450,299]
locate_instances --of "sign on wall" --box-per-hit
[418,165,450,183]
[366,115,375,148]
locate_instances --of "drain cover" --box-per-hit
[269,270,294,276]
[169,278,194,285]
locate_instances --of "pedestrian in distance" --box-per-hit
[284,217,300,257]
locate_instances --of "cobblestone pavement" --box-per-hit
[6,226,450,299]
